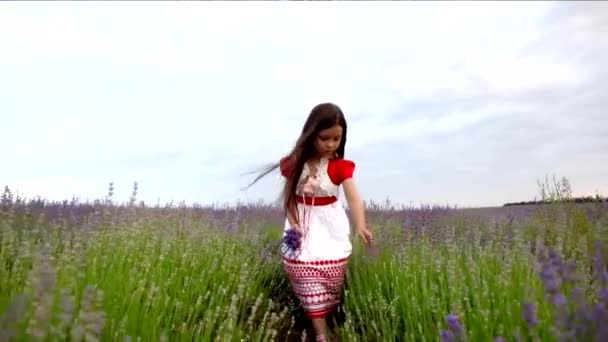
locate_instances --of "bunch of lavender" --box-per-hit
[281,228,302,259]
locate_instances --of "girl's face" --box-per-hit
[314,124,343,158]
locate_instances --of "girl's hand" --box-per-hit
[357,226,373,245]
[292,223,304,236]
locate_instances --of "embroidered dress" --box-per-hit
[279,156,355,318]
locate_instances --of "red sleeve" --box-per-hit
[327,159,355,185]
[279,155,294,178]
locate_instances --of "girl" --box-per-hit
[248,102,372,341]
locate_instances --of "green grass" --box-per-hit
[0,197,607,341]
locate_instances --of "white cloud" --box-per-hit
[475,56,588,93]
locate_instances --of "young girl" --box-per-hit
[248,102,373,341]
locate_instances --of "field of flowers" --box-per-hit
[0,178,607,341]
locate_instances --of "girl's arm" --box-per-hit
[286,204,303,233]
[342,178,373,244]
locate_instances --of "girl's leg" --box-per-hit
[311,318,328,341]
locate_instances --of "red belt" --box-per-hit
[295,195,337,206]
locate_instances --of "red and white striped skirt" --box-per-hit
[283,256,348,318]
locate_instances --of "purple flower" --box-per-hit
[542,277,561,295]
[593,241,608,286]
[552,293,572,331]
[442,314,464,342]
[599,288,608,305]
[592,303,608,339]
[552,294,567,307]
[282,228,302,253]
[440,330,455,342]
[445,314,464,333]
[0,294,28,340]
[521,301,538,328]
[538,248,565,298]
[570,288,593,338]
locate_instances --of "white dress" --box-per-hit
[281,157,353,261]
[279,156,355,319]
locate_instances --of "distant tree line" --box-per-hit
[503,196,608,207]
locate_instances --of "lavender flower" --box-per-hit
[552,294,567,307]
[26,247,56,339]
[227,210,241,232]
[440,330,455,342]
[0,294,28,340]
[521,301,538,328]
[283,228,301,251]
[569,287,594,338]
[592,303,608,339]
[538,248,565,299]
[593,241,608,286]
[70,286,106,341]
[599,288,608,306]
[439,314,464,342]
[445,314,463,333]
[57,289,75,337]
[281,228,302,258]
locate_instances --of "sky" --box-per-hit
[1,1,607,208]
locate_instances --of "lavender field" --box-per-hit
[0,179,607,342]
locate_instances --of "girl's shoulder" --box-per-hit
[327,157,356,185]
[279,155,295,177]
[328,157,355,168]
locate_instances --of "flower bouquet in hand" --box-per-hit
[281,225,303,259]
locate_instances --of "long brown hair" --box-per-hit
[244,102,348,225]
